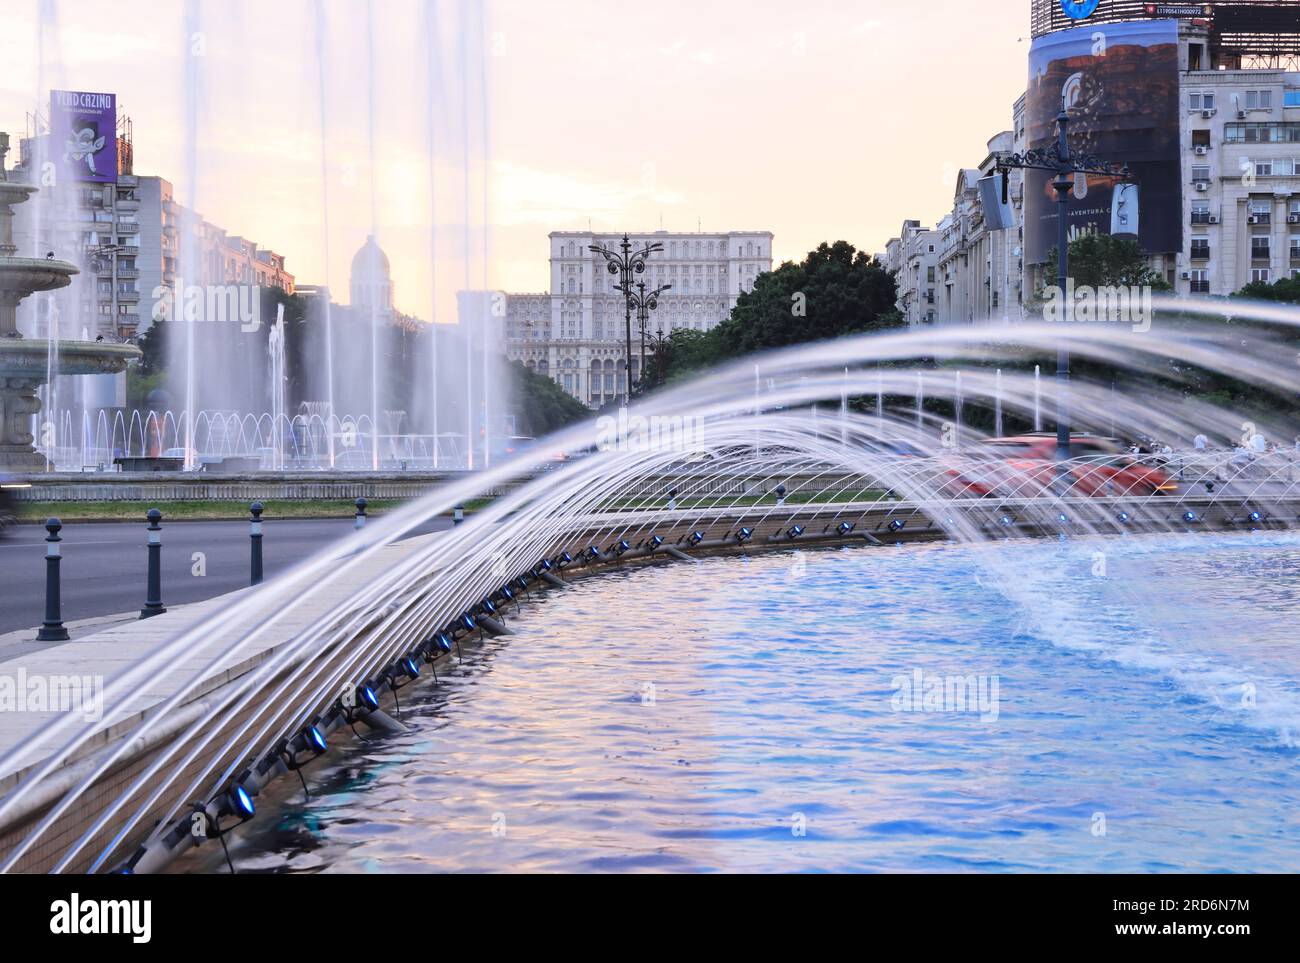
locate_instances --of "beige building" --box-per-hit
[497,230,774,407]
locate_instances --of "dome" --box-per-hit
[351,235,390,277]
[350,234,394,313]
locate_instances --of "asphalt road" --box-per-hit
[0,515,453,636]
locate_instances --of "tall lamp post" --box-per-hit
[626,280,671,391]
[994,103,1132,462]
[648,325,672,388]
[589,234,663,402]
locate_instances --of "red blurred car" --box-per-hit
[940,434,1177,498]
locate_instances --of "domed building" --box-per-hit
[350,234,393,316]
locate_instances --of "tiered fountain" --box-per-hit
[0,132,139,471]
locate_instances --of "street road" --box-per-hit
[0,515,452,635]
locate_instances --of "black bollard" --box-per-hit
[249,502,264,585]
[354,496,368,529]
[140,508,166,619]
[37,518,69,642]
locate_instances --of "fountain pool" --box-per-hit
[171,532,1300,874]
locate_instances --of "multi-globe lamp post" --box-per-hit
[993,102,1133,463]
[588,234,664,401]
[625,280,671,392]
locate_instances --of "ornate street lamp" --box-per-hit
[994,103,1133,462]
[589,234,664,401]
[648,325,672,388]
[626,280,671,392]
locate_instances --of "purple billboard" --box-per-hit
[50,89,117,183]
[1024,19,1181,264]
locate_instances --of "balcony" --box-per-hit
[1248,213,1272,225]
[115,222,140,234]
[1190,245,1211,260]
[1190,280,1211,294]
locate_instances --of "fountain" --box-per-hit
[0,132,138,472]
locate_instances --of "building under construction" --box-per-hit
[1031,1,1300,70]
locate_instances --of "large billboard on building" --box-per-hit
[49,89,117,183]
[1023,19,1181,264]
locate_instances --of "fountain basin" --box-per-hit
[0,258,78,295]
[0,338,140,377]
[0,339,140,472]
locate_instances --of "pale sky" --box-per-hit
[2,0,1030,322]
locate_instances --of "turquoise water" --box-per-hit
[179,533,1300,873]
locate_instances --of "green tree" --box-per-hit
[507,360,590,437]
[657,240,901,382]
[1232,276,1300,304]
[1041,234,1171,292]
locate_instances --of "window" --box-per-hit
[1190,202,1211,224]
[1246,90,1273,111]
[1190,269,1209,293]
[1291,233,1300,259]
[1192,129,1211,147]
[1252,236,1271,260]
[1190,238,1210,259]
[1191,165,1210,182]
[1256,160,1273,176]
[1225,122,1300,144]
[1252,268,1271,283]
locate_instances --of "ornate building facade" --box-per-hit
[494,229,773,408]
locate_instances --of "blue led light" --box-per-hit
[650,535,663,547]
[888,519,906,532]
[307,726,327,753]
[999,516,1013,527]
[401,656,420,678]
[540,559,553,571]
[1183,511,1199,523]
[560,551,572,563]
[618,539,630,551]
[789,525,804,537]
[1250,511,1262,523]
[837,521,854,534]
[232,785,255,818]
[436,632,453,653]
[1058,513,1069,524]
[358,685,379,711]
[691,530,705,544]
[1117,511,1131,524]
[737,527,753,542]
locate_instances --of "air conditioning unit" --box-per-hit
[1288,214,1300,224]
[1195,181,1210,191]
[1181,272,1191,280]
[1238,110,1247,119]
[1202,108,1216,118]
[1208,214,1220,224]
[1249,214,1263,224]
[1194,145,1209,155]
